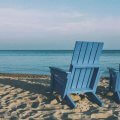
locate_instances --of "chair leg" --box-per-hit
[50,88,54,94]
[86,92,103,107]
[109,77,113,91]
[64,94,77,109]
[50,73,54,94]
[114,92,120,103]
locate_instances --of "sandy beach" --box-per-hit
[0,73,119,120]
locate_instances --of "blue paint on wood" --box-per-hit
[49,41,104,108]
[108,65,120,103]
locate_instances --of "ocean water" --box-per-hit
[0,50,120,77]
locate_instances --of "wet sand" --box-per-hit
[0,73,119,119]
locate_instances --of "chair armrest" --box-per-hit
[49,67,67,73]
[49,67,71,83]
[49,67,68,77]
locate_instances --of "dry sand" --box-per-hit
[0,74,119,120]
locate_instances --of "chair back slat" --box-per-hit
[71,41,83,65]
[77,42,88,64]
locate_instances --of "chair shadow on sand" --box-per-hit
[82,78,118,120]
[0,77,119,119]
[0,77,116,104]
[0,77,56,103]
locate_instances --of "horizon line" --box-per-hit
[0,49,119,51]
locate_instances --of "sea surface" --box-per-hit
[0,50,120,77]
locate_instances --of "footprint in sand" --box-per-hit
[8,101,27,114]
[29,96,38,101]
[4,85,11,89]
[31,101,39,108]
[13,94,18,98]
[52,111,63,119]
[17,102,27,109]
[0,92,10,98]
[20,110,37,119]
[5,99,10,106]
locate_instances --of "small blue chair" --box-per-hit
[49,41,104,108]
[108,65,120,103]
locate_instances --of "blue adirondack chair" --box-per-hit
[108,65,120,103]
[49,41,104,108]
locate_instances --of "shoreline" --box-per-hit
[0,73,49,78]
[0,72,109,80]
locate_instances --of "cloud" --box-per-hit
[0,8,120,49]
[0,8,119,34]
[0,8,84,32]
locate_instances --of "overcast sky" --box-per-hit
[0,0,120,50]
